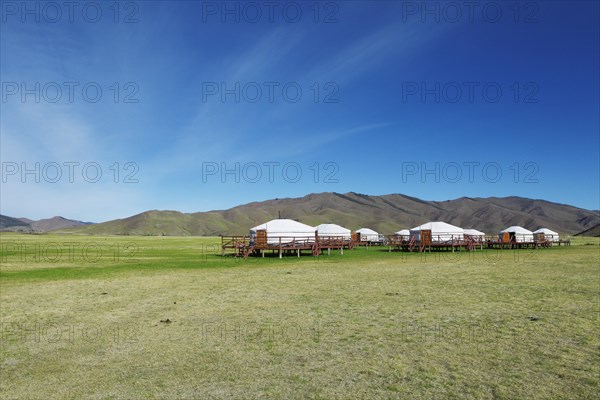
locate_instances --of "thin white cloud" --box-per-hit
[150,21,445,173]
[304,22,447,84]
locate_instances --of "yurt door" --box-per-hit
[256,230,267,248]
[502,232,510,243]
[421,230,432,246]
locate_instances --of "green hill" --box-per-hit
[61,192,599,236]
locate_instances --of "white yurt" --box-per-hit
[356,228,380,242]
[250,219,315,245]
[463,228,486,242]
[409,221,464,243]
[315,223,352,239]
[394,229,410,239]
[499,226,534,243]
[532,228,560,242]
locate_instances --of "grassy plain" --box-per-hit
[1,233,598,399]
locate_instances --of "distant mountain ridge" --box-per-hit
[0,216,93,232]
[574,223,600,237]
[52,192,598,236]
[0,215,30,230]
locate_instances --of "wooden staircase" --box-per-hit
[466,238,475,251]
[240,245,255,259]
[408,236,418,252]
[312,241,320,256]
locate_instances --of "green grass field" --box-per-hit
[1,233,598,399]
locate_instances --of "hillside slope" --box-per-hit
[65,192,599,236]
[0,215,31,231]
[0,215,92,232]
[574,223,600,237]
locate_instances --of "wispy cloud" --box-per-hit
[304,21,447,84]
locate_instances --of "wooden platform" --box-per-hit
[386,231,480,253]
[221,234,354,259]
[384,231,567,253]
[222,232,571,258]
[486,238,570,249]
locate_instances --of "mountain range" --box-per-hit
[0,215,93,232]
[6,192,595,236]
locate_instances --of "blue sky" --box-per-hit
[1,0,598,222]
